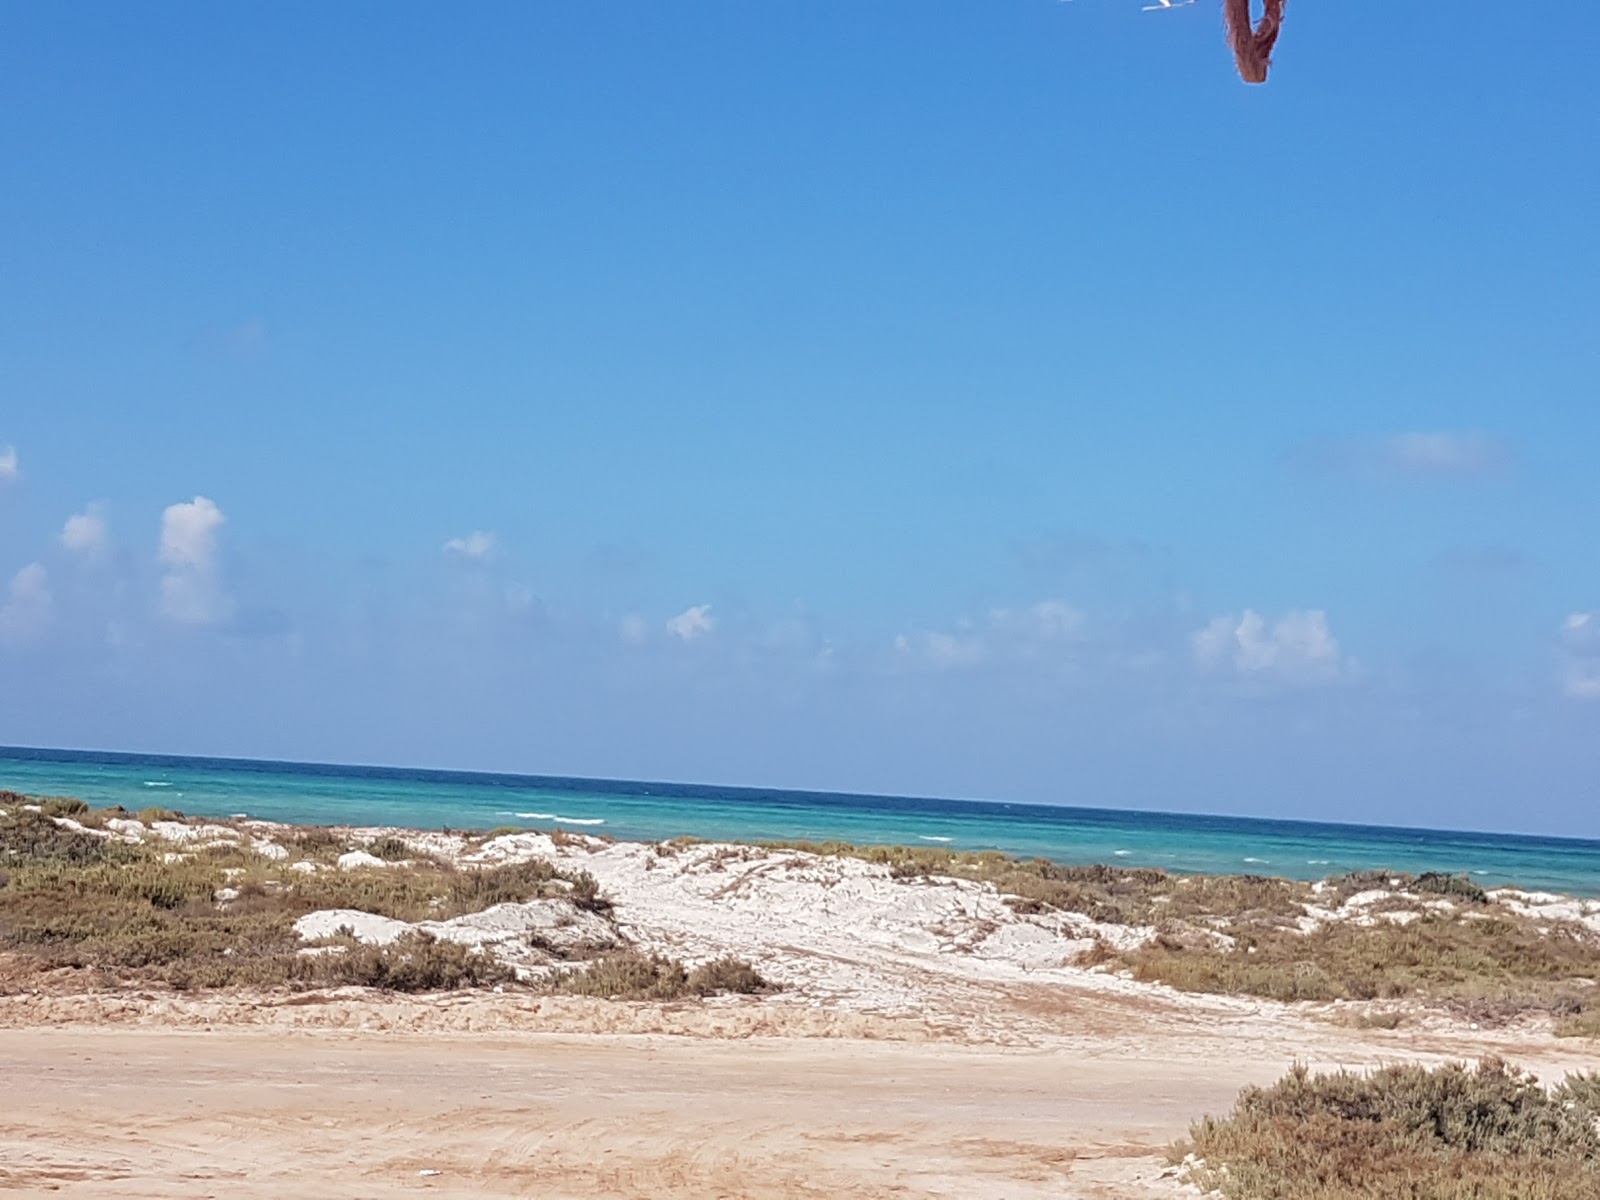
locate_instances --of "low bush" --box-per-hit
[366,836,412,861]
[313,932,513,992]
[1556,1010,1600,1039]
[39,796,89,818]
[1,808,112,867]
[1415,871,1490,904]
[558,952,693,1000]
[1180,1058,1600,1199]
[687,956,773,995]
[557,952,770,1000]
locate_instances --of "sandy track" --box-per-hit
[2,1000,1593,1200]
[0,1027,1233,1199]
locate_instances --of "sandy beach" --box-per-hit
[3,817,1598,1197]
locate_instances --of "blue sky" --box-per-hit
[2,2,1597,835]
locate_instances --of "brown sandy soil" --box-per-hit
[2,984,1594,1199]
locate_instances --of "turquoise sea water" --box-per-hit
[5,745,1600,896]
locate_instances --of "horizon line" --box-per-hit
[3,742,1598,850]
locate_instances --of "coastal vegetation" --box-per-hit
[765,840,1600,1027]
[2,791,1593,1027]
[0,795,763,997]
[557,951,774,1001]
[1177,1058,1600,1199]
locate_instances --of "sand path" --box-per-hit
[2,999,1592,1199]
[0,1027,1236,1198]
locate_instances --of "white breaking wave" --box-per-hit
[1113,849,1132,856]
[1243,857,1269,864]
[511,811,607,827]
[143,781,173,788]
[918,835,953,843]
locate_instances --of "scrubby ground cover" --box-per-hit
[1178,1058,1600,1199]
[766,841,1600,1027]
[0,793,764,997]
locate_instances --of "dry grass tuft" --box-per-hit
[557,951,771,1000]
[1555,1010,1600,1040]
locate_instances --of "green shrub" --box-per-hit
[686,956,772,995]
[366,836,413,862]
[1415,871,1489,904]
[557,952,771,1000]
[0,809,110,867]
[312,932,513,992]
[39,796,89,818]
[566,870,611,914]
[558,952,693,1000]
[1180,1058,1600,1199]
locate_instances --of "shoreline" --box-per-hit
[9,745,1600,896]
[5,796,1600,1198]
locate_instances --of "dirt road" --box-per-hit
[2,1008,1591,1200]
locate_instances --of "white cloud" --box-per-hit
[0,563,53,648]
[61,503,109,556]
[0,445,17,483]
[666,604,715,642]
[443,531,497,561]
[1561,611,1600,700]
[1380,432,1509,475]
[159,496,230,624]
[1192,609,1346,684]
[161,496,224,570]
[896,600,1086,671]
[1291,431,1511,478]
[989,600,1086,641]
[504,582,538,615]
[896,630,986,669]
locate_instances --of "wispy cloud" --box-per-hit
[1561,612,1600,700]
[0,563,53,648]
[225,317,268,357]
[895,600,1086,671]
[443,531,497,561]
[1192,608,1349,685]
[61,503,109,557]
[666,604,715,642]
[159,496,231,624]
[1288,431,1512,478]
[0,445,18,483]
[1434,545,1529,576]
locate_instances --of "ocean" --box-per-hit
[4,744,1600,896]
